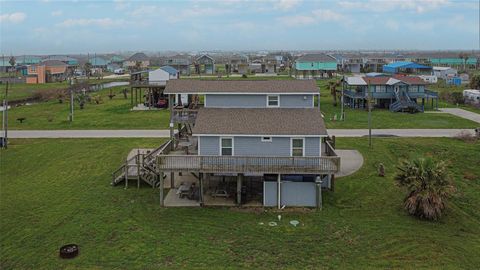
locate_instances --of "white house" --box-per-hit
[463,89,480,105]
[419,75,438,84]
[433,66,457,80]
[148,66,179,85]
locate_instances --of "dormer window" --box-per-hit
[267,95,279,107]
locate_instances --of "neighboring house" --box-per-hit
[227,54,249,74]
[162,55,192,76]
[26,60,67,84]
[343,74,439,112]
[419,75,438,84]
[463,89,480,105]
[195,54,215,75]
[124,52,150,70]
[294,53,337,78]
[112,80,340,208]
[432,66,457,80]
[43,55,79,66]
[89,56,109,69]
[148,66,179,85]
[382,61,432,74]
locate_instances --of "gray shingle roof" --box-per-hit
[164,80,319,94]
[192,108,327,136]
[296,53,336,62]
[128,52,149,61]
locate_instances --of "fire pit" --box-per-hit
[59,244,79,259]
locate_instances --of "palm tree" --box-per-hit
[394,157,454,220]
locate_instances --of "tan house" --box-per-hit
[26,60,67,84]
[123,52,150,70]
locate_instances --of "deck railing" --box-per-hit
[157,155,340,174]
[171,107,202,123]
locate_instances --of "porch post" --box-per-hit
[159,171,164,207]
[237,173,243,205]
[169,94,175,151]
[277,174,281,209]
[315,176,322,209]
[170,172,175,189]
[199,173,204,206]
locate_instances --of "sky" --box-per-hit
[0,0,479,55]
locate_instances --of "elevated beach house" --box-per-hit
[112,80,340,208]
[294,53,337,79]
[343,74,439,112]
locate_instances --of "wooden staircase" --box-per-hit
[111,140,173,188]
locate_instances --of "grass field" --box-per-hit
[2,77,478,130]
[0,78,130,102]
[1,86,170,130]
[1,138,479,269]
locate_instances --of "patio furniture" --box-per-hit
[178,141,192,155]
[211,189,229,198]
[177,182,191,198]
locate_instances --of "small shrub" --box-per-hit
[455,131,479,143]
[46,114,54,122]
[242,74,248,78]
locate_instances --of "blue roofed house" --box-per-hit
[294,53,337,79]
[110,80,341,208]
[382,61,432,74]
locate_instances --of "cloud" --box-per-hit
[279,9,346,27]
[57,18,126,28]
[114,0,131,11]
[311,9,345,22]
[280,15,316,26]
[51,10,63,16]
[0,12,26,23]
[274,0,302,11]
[338,0,450,13]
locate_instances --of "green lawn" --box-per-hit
[317,79,479,129]
[1,138,479,268]
[2,86,170,130]
[0,78,130,102]
[2,77,478,130]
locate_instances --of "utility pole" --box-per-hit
[341,74,345,121]
[367,81,372,148]
[2,82,9,149]
[69,77,74,122]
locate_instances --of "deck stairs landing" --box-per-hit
[389,89,423,113]
[111,140,172,188]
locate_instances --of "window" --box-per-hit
[261,137,272,142]
[291,138,304,157]
[267,95,279,107]
[409,86,419,92]
[376,85,386,92]
[220,137,233,156]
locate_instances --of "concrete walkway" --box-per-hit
[335,150,364,178]
[328,129,476,137]
[6,128,477,138]
[439,108,480,124]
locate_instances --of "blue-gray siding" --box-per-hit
[264,181,317,207]
[198,136,219,155]
[198,136,322,156]
[205,94,314,108]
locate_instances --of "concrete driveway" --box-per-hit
[335,150,364,178]
[439,108,480,124]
